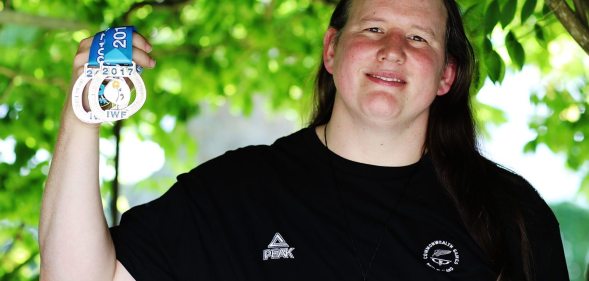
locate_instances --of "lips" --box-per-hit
[366,72,407,86]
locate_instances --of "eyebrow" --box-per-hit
[359,16,438,37]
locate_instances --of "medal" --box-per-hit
[71,64,102,123]
[87,62,146,122]
[71,30,107,124]
[72,26,146,123]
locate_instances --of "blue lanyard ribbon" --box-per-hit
[88,30,107,67]
[104,26,135,65]
[88,26,141,72]
[88,26,134,66]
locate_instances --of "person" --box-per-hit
[39,0,570,280]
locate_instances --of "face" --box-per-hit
[323,0,456,128]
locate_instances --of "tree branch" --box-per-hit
[572,0,589,26]
[0,10,92,31]
[0,66,68,102]
[546,0,589,55]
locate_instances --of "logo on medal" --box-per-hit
[103,78,131,109]
[423,240,460,272]
[262,233,295,261]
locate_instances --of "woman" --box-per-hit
[40,0,569,280]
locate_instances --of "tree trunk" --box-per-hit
[546,0,589,55]
[111,121,122,225]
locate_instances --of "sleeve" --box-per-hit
[503,171,570,281]
[520,186,570,281]
[109,173,200,281]
[528,217,570,281]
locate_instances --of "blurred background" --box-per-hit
[0,0,588,280]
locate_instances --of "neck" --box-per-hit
[318,120,425,167]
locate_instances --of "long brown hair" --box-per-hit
[309,1,533,280]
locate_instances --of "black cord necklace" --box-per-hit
[323,124,420,281]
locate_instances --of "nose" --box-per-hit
[377,33,406,64]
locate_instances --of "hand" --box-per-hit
[72,32,155,77]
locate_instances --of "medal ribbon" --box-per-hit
[88,30,107,67]
[104,26,135,65]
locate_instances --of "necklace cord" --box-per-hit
[323,124,421,281]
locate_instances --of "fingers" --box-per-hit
[73,31,156,74]
[131,32,156,69]
[132,32,153,54]
[132,46,156,69]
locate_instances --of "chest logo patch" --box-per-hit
[422,240,460,272]
[262,232,295,261]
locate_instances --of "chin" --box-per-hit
[360,94,402,120]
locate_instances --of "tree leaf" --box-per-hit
[483,36,493,52]
[484,0,501,34]
[505,31,526,70]
[500,0,518,28]
[520,0,537,23]
[484,48,504,83]
[462,2,485,36]
[523,139,538,152]
[534,24,546,47]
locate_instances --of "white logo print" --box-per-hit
[262,233,295,261]
[422,240,460,272]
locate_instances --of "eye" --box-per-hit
[408,35,427,43]
[365,27,383,33]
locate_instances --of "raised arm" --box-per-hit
[39,32,155,281]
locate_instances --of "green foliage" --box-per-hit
[551,202,589,281]
[484,0,501,34]
[521,0,538,23]
[500,0,518,29]
[505,31,525,70]
[1,0,588,279]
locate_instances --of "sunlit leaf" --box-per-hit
[484,0,501,34]
[484,49,505,83]
[500,0,517,28]
[520,0,537,23]
[505,31,525,70]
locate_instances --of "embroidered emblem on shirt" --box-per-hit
[423,240,460,272]
[262,232,295,261]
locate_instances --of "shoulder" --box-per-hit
[480,157,559,227]
[178,127,315,182]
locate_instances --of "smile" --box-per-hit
[366,73,406,85]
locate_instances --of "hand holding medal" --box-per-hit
[71,26,154,124]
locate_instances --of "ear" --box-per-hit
[437,59,457,96]
[323,27,338,74]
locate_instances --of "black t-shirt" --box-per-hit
[110,127,569,281]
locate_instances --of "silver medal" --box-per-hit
[87,62,146,122]
[71,64,102,124]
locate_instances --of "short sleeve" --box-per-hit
[528,213,570,281]
[109,173,198,281]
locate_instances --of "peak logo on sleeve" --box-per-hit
[262,233,295,261]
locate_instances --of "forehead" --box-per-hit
[348,0,448,35]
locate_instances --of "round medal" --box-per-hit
[87,62,146,122]
[71,64,103,124]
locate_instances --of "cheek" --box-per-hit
[411,50,445,81]
[412,49,437,69]
[333,41,371,76]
